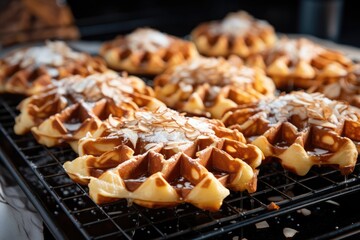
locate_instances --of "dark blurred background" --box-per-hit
[1,0,360,47]
[66,0,360,46]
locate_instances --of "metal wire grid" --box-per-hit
[1,95,360,240]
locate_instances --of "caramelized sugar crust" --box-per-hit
[0,41,109,95]
[308,65,360,108]
[14,72,164,151]
[191,11,276,58]
[247,38,355,91]
[222,91,360,176]
[100,28,199,75]
[154,56,275,119]
[63,107,264,211]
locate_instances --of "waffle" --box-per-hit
[191,11,276,58]
[154,56,275,119]
[0,41,108,95]
[99,28,199,75]
[247,38,354,90]
[63,107,264,211]
[308,66,360,108]
[14,72,164,151]
[222,91,360,176]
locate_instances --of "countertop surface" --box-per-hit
[0,164,43,240]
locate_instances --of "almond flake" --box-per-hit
[297,208,311,216]
[255,221,269,229]
[326,200,340,206]
[283,227,298,238]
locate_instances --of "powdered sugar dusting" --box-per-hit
[258,92,357,128]
[273,38,325,63]
[126,28,170,52]
[6,41,85,68]
[141,131,189,143]
[109,107,217,149]
[210,11,270,36]
[170,57,254,87]
[218,12,252,35]
[53,72,138,103]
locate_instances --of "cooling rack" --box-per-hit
[1,94,360,240]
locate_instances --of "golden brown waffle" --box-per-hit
[0,41,108,95]
[0,0,79,46]
[247,38,355,90]
[191,11,276,58]
[154,56,275,119]
[308,66,360,108]
[63,107,264,211]
[222,91,360,176]
[14,72,164,151]
[99,28,199,75]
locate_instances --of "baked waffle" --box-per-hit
[154,56,275,119]
[308,66,360,108]
[14,72,164,151]
[63,107,264,211]
[247,38,354,90]
[99,28,199,75]
[222,91,360,176]
[0,41,108,95]
[191,11,276,58]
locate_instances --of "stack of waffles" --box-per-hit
[2,10,360,211]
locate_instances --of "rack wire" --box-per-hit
[1,94,360,240]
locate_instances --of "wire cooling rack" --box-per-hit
[1,94,360,240]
